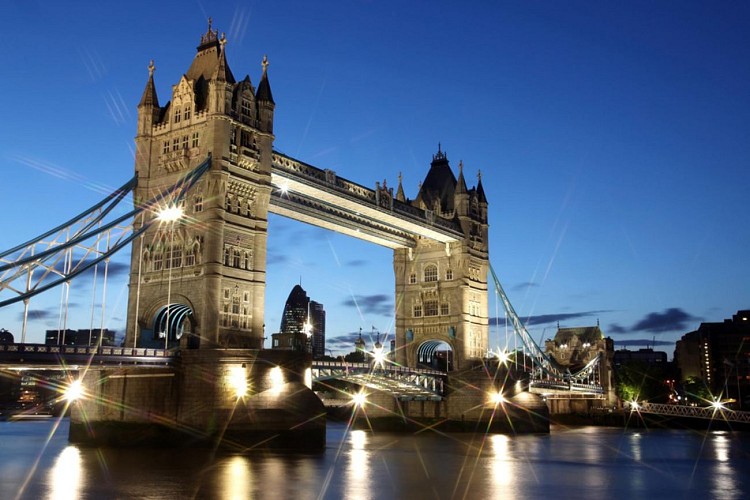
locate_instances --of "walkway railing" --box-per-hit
[0,343,175,367]
[630,402,750,424]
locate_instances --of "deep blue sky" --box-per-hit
[1,1,748,356]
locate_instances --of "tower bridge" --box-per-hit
[0,20,608,446]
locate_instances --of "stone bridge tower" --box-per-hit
[393,147,489,370]
[125,21,274,349]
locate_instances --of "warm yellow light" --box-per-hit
[157,205,184,223]
[64,380,84,402]
[490,392,505,405]
[228,365,248,398]
[303,321,313,337]
[710,400,726,411]
[629,401,640,411]
[497,349,510,365]
[269,366,284,394]
[351,391,367,407]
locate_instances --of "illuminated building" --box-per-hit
[675,310,750,408]
[272,284,325,357]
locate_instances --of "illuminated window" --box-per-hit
[424,265,438,282]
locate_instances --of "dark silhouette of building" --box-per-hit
[44,328,115,347]
[613,348,668,369]
[271,284,325,358]
[0,328,14,344]
[674,310,750,409]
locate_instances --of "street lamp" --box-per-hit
[157,204,184,350]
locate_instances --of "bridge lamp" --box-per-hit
[497,349,510,365]
[629,401,640,411]
[351,391,367,408]
[490,392,506,406]
[64,380,85,402]
[371,341,385,369]
[227,365,248,399]
[710,400,726,411]
[157,205,184,223]
[278,183,289,196]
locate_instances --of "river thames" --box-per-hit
[1,419,749,499]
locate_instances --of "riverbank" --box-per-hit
[550,410,750,432]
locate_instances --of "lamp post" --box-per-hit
[157,205,183,350]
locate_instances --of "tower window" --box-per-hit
[424,265,438,282]
[424,300,439,317]
[191,132,199,148]
[184,106,191,120]
[409,273,416,284]
[172,138,179,152]
[174,110,181,123]
[413,304,422,317]
[440,303,450,315]
[446,269,453,280]
[194,195,203,213]
[182,135,189,150]
[162,141,169,154]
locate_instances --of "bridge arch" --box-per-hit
[142,295,197,348]
[416,339,454,371]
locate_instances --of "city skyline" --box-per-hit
[1,2,748,356]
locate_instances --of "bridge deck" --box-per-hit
[0,343,174,369]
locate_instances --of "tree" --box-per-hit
[614,361,669,403]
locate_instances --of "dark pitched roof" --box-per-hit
[138,62,159,108]
[256,55,274,103]
[417,145,456,212]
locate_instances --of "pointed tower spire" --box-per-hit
[213,33,230,82]
[256,55,274,103]
[395,172,406,202]
[476,169,487,204]
[138,60,159,108]
[455,160,468,194]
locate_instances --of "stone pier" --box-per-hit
[69,350,325,450]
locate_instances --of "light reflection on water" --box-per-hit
[2,420,750,499]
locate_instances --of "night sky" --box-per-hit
[1,1,748,356]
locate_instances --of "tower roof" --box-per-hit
[138,60,159,108]
[417,144,457,212]
[476,170,487,204]
[185,19,236,85]
[256,55,274,103]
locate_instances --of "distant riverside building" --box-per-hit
[0,328,14,344]
[674,310,750,408]
[271,284,325,358]
[544,325,617,406]
[613,348,668,369]
[44,329,115,347]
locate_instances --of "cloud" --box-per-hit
[608,323,628,334]
[630,308,698,334]
[342,294,392,316]
[489,310,609,327]
[511,282,539,292]
[614,339,675,348]
[19,309,57,322]
[346,259,368,267]
[326,330,392,354]
[267,252,289,265]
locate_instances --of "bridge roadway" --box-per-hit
[312,360,447,402]
[0,344,447,401]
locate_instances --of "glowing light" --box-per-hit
[227,365,248,399]
[279,183,289,195]
[303,320,313,337]
[490,392,505,405]
[710,400,726,411]
[269,366,284,394]
[304,367,312,389]
[157,205,184,222]
[629,401,640,411]
[64,380,84,402]
[497,349,510,365]
[351,391,367,407]
[371,343,385,368]
[50,446,82,500]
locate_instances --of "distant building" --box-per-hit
[272,284,326,358]
[0,328,14,344]
[544,325,616,405]
[674,310,750,408]
[613,348,668,369]
[44,329,115,347]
